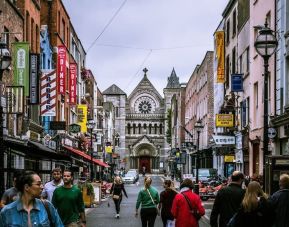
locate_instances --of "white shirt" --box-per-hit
[41,179,64,201]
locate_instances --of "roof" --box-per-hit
[166,68,180,88]
[102,84,126,95]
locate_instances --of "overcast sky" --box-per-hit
[62,0,229,96]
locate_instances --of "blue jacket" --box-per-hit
[0,198,64,227]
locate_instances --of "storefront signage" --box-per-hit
[215,31,225,83]
[69,63,77,105]
[77,104,87,133]
[41,70,56,116]
[216,114,234,127]
[213,135,235,145]
[57,45,66,94]
[50,121,66,130]
[29,54,40,104]
[12,42,29,96]
[224,155,235,162]
[231,74,243,92]
[69,123,81,133]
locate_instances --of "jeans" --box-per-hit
[113,196,122,214]
[140,207,157,227]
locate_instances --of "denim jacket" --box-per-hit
[0,198,64,227]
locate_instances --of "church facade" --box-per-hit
[103,68,180,173]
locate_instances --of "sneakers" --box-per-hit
[115,214,120,219]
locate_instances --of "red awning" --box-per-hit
[63,145,110,168]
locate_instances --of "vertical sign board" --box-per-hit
[77,104,87,133]
[12,42,30,96]
[5,86,24,114]
[215,31,225,83]
[57,46,66,94]
[29,54,40,104]
[69,63,77,105]
[40,70,56,116]
[231,74,244,92]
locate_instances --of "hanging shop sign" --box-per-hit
[231,74,243,92]
[57,45,66,94]
[69,63,77,105]
[50,121,66,130]
[216,114,234,127]
[40,70,56,116]
[29,54,40,104]
[69,123,81,133]
[12,42,29,96]
[5,86,24,114]
[213,135,235,145]
[224,155,235,162]
[215,31,225,83]
[77,104,87,133]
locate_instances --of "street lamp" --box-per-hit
[86,119,96,182]
[194,119,204,195]
[254,20,278,188]
[0,42,11,196]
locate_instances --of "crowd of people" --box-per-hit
[0,168,288,227]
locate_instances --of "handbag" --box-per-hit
[113,194,120,200]
[146,188,160,216]
[181,192,202,221]
[166,219,175,227]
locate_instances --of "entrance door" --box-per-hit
[139,157,150,173]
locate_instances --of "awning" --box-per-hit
[63,145,110,168]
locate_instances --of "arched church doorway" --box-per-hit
[139,156,150,173]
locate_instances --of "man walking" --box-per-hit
[0,171,63,226]
[42,168,63,201]
[52,170,86,227]
[0,172,21,208]
[210,171,245,227]
[269,173,289,227]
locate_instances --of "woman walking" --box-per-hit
[135,176,160,227]
[110,176,128,218]
[230,181,274,227]
[171,178,205,227]
[158,179,178,227]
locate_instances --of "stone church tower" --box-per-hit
[126,68,166,173]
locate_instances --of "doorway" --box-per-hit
[139,156,150,173]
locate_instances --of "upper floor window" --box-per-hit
[232,10,237,37]
[226,20,230,44]
[62,19,65,42]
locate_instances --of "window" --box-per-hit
[115,107,119,117]
[239,55,243,73]
[226,20,230,44]
[154,124,157,134]
[26,11,30,41]
[31,18,34,51]
[233,10,237,37]
[286,0,289,32]
[149,124,152,134]
[127,124,131,134]
[160,124,163,134]
[225,55,230,86]
[138,124,141,134]
[3,27,9,47]
[232,47,236,74]
[62,19,65,42]
[133,124,136,134]
[36,25,39,51]
[254,82,258,108]
[246,47,250,73]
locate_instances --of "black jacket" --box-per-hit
[269,189,289,227]
[210,183,245,227]
[110,183,128,198]
[233,197,274,227]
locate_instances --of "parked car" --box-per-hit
[127,169,139,181]
[122,172,137,184]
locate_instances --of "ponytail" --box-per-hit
[144,176,152,189]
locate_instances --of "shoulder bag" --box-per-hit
[41,199,55,227]
[112,184,120,200]
[181,192,202,221]
[146,188,160,216]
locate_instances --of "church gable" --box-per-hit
[127,68,164,113]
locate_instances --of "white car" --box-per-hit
[122,172,137,184]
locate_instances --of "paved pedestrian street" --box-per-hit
[86,175,212,227]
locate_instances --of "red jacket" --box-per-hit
[171,190,205,227]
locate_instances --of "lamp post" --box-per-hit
[254,20,278,188]
[86,119,96,182]
[0,42,11,196]
[194,119,203,195]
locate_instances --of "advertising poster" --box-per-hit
[77,104,87,133]
[215,31,225,83]
[69,63,77,105]
[57,45,66,94]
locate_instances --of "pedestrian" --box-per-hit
[158,179,178,227]
[210,171,245,227]
[171,178,205,227]
[0,171,21,208]
[142,166,146,177]
[0,170,63,226]
[42,167,64,202]
[135,176,160,227]
[110,176,128,218]
[52,169,86,227]
[229,181,274,227]
[269,173,289,227]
